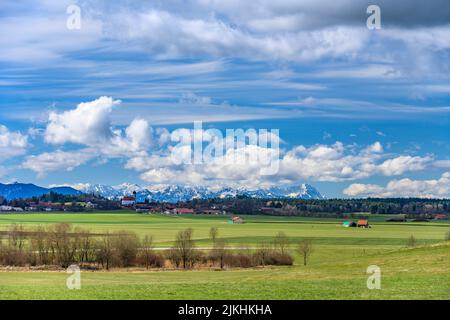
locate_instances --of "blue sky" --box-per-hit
[0,0,449,198]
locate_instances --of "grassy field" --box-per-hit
[0,211,449,300]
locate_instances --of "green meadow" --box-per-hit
[0,211,449,300]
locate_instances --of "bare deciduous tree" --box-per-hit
[166,248,181,268]
[140,235,154,269]
[112,231,139,267]
[49,223,77,268]
[74,228,94,266]
[30,225,50,265]
[98,232,114,270]
[297,239,313,266]
[173,228,196,269]
[209,227,219,244]
[407,235,417,247]
[254,242,272,266]
[8,224,25,251]
[211,239,227,269]
[274,232,289,255]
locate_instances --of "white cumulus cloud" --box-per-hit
[130,140,435,188]
[24,97,156,177]
[344,172,450,198]
[22,149,96,178]
[45,96,121,145]
[0,125,28,160]
[377,156,432,176]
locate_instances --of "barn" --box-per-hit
[228,216,244,224]
[357,219,370,228]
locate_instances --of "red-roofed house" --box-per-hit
[121,196,136,207]
[228,216,244,224]
[357,219,370,228]
[173,208,194,214]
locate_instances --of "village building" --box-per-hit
[228,216,244,224]
[85,202,97,209]
[173,208,194,214]
[162,204,176,211]
[0,205,26,212]
[121,196,136,207]
[199,209,223,215]
[38,202,63,211]
[357,219,370,228]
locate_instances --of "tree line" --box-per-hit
[190,197,450,216]
[2,193,122,211]
[0,224,313,270]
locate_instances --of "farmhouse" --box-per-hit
[0,205,13,212]
[121,196,136,207]
[0,206,25,212]
[357,219,370,228]
[135,204,159,213]
[173,208,194,214]
[85,201,97,209]
[39,202,63,211]
[433,214,448,220]
[228,216,244,224]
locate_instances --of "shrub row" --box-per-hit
[0,224,294,270]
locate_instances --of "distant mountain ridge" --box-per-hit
[0,182,324,202]
[73,183,324,203]
[0,183,81,200]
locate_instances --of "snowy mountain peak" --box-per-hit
[112,183,144,194]
[71,183,324,202]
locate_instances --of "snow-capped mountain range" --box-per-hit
[71,183,324,202]
[0,181,324,202]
